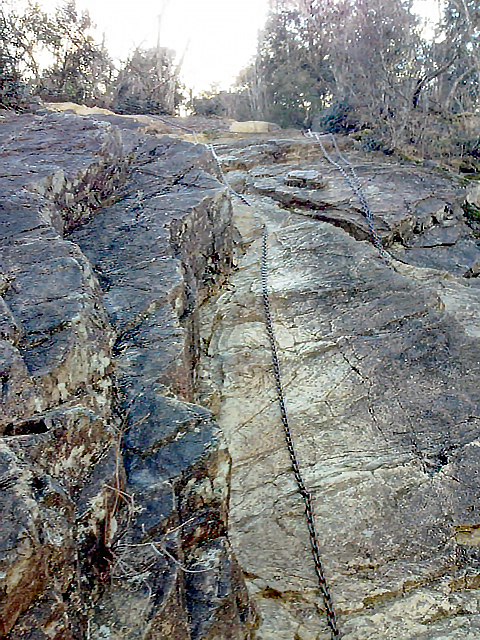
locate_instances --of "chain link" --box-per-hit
[147,115,251,206]
[160,117,340,636]
[262,225,341,640]
[305,131,390,262]
[207,144,252,207]
[148,119,354,636]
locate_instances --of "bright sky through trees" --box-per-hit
[30,0,442,94]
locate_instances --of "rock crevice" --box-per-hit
[0,111,256,640]
[3,110,480,640]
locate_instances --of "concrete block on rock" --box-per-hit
[230,121,280,134]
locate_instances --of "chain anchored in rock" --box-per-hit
[207,144,252,207]
[149,115,251,206]
[306,131,390,262]
[261,225,341,640]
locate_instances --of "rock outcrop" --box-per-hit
[3,107,480,640]
[229,122,280,134]
[0,111,256,639]
[198,138,480,638]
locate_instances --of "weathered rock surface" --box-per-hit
[214,136,480,276]
[0,111,256,639]
[4,106,480,640]
[215,136,327,172]
[198,139,480,638]
[248,151,472,270]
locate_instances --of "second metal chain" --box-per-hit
[305,131,390,262]
[261,225,341,640]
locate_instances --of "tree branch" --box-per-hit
[412,53,460,109]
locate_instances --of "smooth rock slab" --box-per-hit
[220,139,480,278]
[199,194,480,639]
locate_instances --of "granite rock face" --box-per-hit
[0,111,256,639]
[198,139,480,638]
[4,108,480,640]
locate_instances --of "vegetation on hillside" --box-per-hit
[0,0,182,114]
[0,0,478,166]
[195,0,480,167]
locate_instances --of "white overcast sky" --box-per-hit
[30,0,270,93]
[25,0,442,94]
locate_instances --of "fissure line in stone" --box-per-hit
[261,224,341,640]
[306,130,391,262]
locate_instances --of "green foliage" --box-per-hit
[110,47,182,116]
[0,28,22,108]
[35,2,114,105]
[190,89,251,120]
[314,100,356,134]
[249,5,333,128]
[435,0,480,112]
[229,0,479,165]
[0,2,47,109]
[233,0,423,132]
[464,200,480,221]
[0,1,114,108]
[0,1,183,115]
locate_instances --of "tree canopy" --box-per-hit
[226,0,479,161]
[1,0,478,165]
[0,0,182,114]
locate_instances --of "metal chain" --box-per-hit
[261,225,341,640]
[174,118,340,635]
[152,116,339,632]
[305,131,390,262]
[207,143,252,207]
[140,120,390,637]
[146,115,251,206]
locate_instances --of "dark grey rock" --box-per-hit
[0,341,39,430]
[0,446,75,636]
[0,112,252,640]
[185,538,257,640]
[0,111,130,233]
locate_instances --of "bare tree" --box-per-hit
[111,46,183,115]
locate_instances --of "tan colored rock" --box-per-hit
[44,102,210,142]
[199,169,480,638]
[230,120,280,134]
[45,101,116,116]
